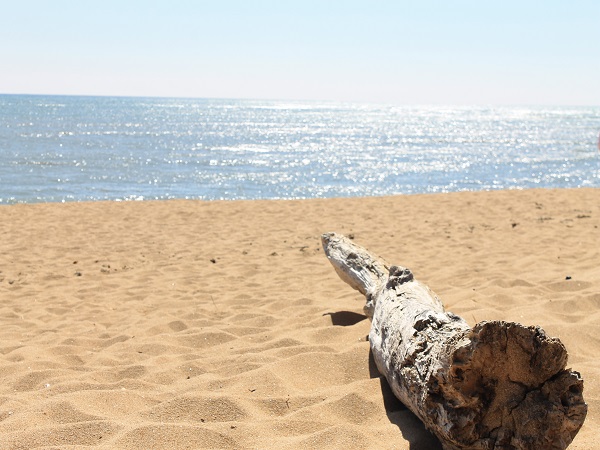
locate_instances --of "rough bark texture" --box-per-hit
[322,232,587,450]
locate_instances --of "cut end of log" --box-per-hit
[433,321,587,449]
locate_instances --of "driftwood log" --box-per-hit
[322,232,586,450]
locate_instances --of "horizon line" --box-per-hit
[2,92,599,109]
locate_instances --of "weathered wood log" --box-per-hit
[322,232,586,450]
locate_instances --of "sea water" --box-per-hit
[1,94,598,204]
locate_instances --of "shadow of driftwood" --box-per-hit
[323,311,367,326]
[369,350,443,450]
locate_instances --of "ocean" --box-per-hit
[1,94,598,204]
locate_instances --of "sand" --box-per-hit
[0,188,598,449]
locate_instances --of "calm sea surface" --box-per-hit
[1,94,599,204]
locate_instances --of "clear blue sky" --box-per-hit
[2,0,599,105]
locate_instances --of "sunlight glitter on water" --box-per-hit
[0,95,599,203]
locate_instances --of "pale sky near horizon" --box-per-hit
[1,1,599,106]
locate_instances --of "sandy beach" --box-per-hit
[0,187,598,449]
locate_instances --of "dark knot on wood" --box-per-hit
[386,265,414,288]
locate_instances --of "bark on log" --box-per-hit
[322,232,586,450]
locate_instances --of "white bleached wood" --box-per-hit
[322,232,586,450]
